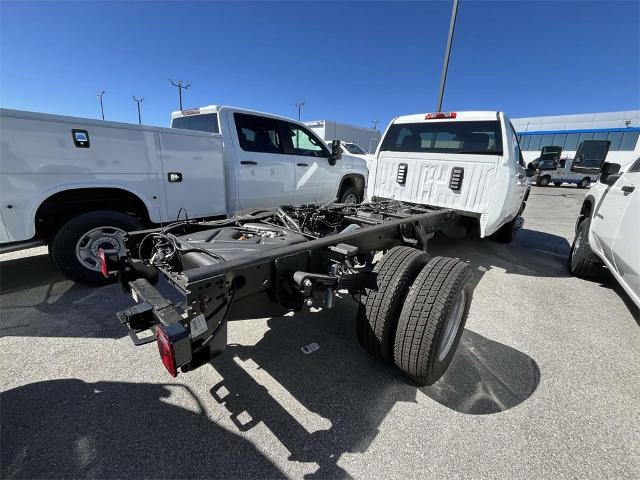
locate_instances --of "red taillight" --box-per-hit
[425,112,457,119]
[98,248,109,278]
[156,325,178,377]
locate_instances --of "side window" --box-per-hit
[628,157,640,173]
[559,159,567,168]
[234,113,282,154]
[509,122,525,167]
[283,123,330,157]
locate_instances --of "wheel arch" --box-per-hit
[575,195,596,234]
[34,186,155,241]
[338,174,366,200]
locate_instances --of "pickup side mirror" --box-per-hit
[600,162,622,186]
[525,166,537,178]
[330,140,342,164]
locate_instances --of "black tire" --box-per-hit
[494,216,518,243]
[537,176,551,187]
[339,186,359,204]
[553,182,562,187]
[577,177,590,189]
[49,210,142,286]
[357,246,430,359]
[393,256,474,386]
[567,217,600,278]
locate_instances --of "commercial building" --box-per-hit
[512,110,640,166]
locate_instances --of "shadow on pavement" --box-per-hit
[0,251,133,339]
[0,379,286,480]
[208,302,540,478]
[428,229,572,279]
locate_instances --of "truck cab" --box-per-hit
[171,106,369,207]
[368,111,530,241]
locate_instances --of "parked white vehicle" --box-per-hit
[0,106,368,284]
[568,157,640,307]
[306,120,381,154]
[367,111,532,242]
[529,141,611,188]
[328,140,375,169]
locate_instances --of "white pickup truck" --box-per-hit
[0,106,368,284]
[568,158,640,307]
[367,111,532,242]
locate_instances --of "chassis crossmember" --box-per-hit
[113,201,470,383]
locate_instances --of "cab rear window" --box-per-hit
[380,120,503,155]
[171,113,219,133]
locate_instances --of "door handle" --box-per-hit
[621,185,635,193]
[297,162,309,167]
[167,172,182,182]
[240,161,258,165]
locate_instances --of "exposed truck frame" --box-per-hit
[114,201,475,385]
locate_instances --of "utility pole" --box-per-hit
[371,119,379,130]
[169,79,190,110]
[436,0,459,112]
[97,91,106,120]
[132,96,144,124]
[295,101,305,121]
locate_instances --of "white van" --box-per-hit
[367,111,531,242]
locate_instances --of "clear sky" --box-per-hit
[1,0,638,130]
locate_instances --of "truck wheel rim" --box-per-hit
[438,290,466,361]
[572,228,583,264]
[75,226,126,271]
[343,193,358,204]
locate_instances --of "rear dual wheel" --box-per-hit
[357,248,474,385]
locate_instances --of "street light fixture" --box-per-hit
[97,91,106,120]
[132,96,144,125]
[169,79,190,111]
[436,0,460,112]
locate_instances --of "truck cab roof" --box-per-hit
[392,111,502,124]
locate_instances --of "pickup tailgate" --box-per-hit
[372,151,499,214]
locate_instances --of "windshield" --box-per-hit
[343,143,367,155]
[380,120,503,155]
[171,113,219,133]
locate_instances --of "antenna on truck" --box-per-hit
[169,79,190,111]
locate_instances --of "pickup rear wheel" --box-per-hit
[357,246,430,359]
[393,256,474,385]
[568,217,600,278]
[339,186,359,204]
[50,210,142,286]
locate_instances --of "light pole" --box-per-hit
[132,96,144,124]
[436,0,459,112]
[295,101,305,122]
[169,79,190,110]
[371,119,379,130]
[97,91,106,120]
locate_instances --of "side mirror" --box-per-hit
[600,162,622,186]
[601,162,620,175]
[525,166,537,178]
[330,140,342,164]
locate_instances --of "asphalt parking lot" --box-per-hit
[1,186,638,480]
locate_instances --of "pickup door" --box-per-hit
[229,112,295,209]
[591,159,640,299]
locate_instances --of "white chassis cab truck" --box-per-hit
[367,111,532,242]
[0,106,368,284]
